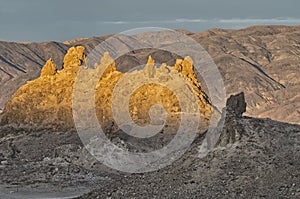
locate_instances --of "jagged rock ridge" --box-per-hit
[0,46,212,130]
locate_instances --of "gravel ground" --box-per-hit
[0,94,299,198]
[0,115,299,199]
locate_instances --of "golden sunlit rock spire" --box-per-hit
[40,58,57,77]
[63,46,86,70]
[144,55,156,78]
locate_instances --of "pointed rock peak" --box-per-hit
[100,52,114,65]
[40,58,57,77]
[103,51,110,58]
[183,56,194,67]
[181,56,195,77]
[75,46,85,60]
[175,59,183,65]
[144,55,156,78]
[147,55,155,65]
[95,52,117,76]
[47,58,54,64]
[174,59,183,71]
[63,46,86,70]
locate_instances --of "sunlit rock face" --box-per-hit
[40,59,57,77]
[63,46,85,70]
[0,46,86,129]
[0,46,212,131]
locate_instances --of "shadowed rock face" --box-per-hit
[0,46,212,130]
[0,25,299,124]
[226,92,247,117]
[216,92,247,147]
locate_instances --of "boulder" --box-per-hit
[226,92,247,117]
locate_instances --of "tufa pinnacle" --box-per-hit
[0,48,212,131]
[63,46,86,70]
[40,58,57,77]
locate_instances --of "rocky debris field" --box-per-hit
[0,94,299,198]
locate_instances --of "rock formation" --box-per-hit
[143,56,156,78]
[0,46,212,130]
[226,92,247,117]
[94,52,118,78]
[216,92,246,147]
[40,59,57,77]
[63,46,86,71]
[173,57,211,109]
[0,47,88,129]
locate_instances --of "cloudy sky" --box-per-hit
[0,0,299,42]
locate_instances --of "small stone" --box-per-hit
[43,157,51,161]
[1,160,8,165]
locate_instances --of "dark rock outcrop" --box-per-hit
[226,92,247,117]
[216,92,247,147]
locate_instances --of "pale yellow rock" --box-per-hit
[143,55,156,78]
[158,63,168,74]
[174,59,183,71]
[94,52,117,78]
